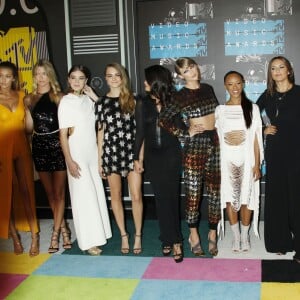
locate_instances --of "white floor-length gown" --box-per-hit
[58,93,112,250]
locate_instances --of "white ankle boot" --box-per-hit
[231,223,240,252]
[241,224,250,252]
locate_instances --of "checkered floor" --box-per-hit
[1,220,299,300]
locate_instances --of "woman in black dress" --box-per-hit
[257,56,300,263]
[24,60,71,253]
[134,65,183,262]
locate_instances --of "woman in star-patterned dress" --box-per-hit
[96,63,143,254]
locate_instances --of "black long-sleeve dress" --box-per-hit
[257,85,300,259]
[134,95,183,247]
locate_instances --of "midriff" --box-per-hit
[189,113,215,130]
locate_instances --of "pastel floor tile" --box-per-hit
[34,254,152,278]
[132,279,261,300]
[261,282,300,300]
[0,252,51,274]
[143,257,261,282]
[0,273,28,299]
[6,275,139,300]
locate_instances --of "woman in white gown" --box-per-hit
[58,65,112,255]
[215,71,263,252]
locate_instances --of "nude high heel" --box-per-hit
[29,233,40,257]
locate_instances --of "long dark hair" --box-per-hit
[67,64,90,93]
[0,61,19,90]
[224,70,253,129]
[144,65,175,107]
[266,56,295,96]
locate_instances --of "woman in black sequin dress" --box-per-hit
[96,63,143,254]
[24,60,71,253]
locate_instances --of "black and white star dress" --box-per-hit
[95,96,135,177]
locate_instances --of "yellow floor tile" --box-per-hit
[261,282,300,300]
[0,252,51,274]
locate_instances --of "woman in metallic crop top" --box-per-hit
[24,60,71,254]
[160,57,221,257]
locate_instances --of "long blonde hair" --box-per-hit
[105,63,135,114]
[32,59,61,103]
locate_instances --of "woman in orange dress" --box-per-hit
[0,61,39,256]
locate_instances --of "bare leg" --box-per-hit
[107,173,129,254]
[39,171,70,251]
[39,171,67,230]
[14,157,39,256]
[240,205,252,226]
[226,202,238,225]
[127,170,143,254]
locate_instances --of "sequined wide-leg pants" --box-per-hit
[183,130,221,229]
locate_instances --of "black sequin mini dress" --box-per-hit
[31,93,66,172]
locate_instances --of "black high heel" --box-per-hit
[162,245,172,256]
[172,243,183,263]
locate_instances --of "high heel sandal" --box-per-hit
[11,233,24,255]
[162,245,172,256]
[133,234,142,255]
[188,235,205,256]
[29,233,40,257]
[48,229,60,254]
[61,226,72,250]
[87,246,102,256]
[121,233,130,254]
[208,231,218,256]
[172,243,183,263]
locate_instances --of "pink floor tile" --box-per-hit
[0,273,28,299]
[142,258,261,282]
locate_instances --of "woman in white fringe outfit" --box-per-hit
[215,71,263,252]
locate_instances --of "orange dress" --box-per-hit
[0,91,39,238]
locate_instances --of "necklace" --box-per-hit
[275,91,287,117]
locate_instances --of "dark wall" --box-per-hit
[38,0,68,89]
[2,0,294,220]
[130,0,300,102]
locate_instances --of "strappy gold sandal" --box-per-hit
[29,233,40,257]
[208,231,218,256]
[48,229,60,254]
[11,233,24,255]
[121,233,130,254]
[188,235,205,256]
[61,226,72,249]
[133,234,142,255]
[87,246,102,256]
